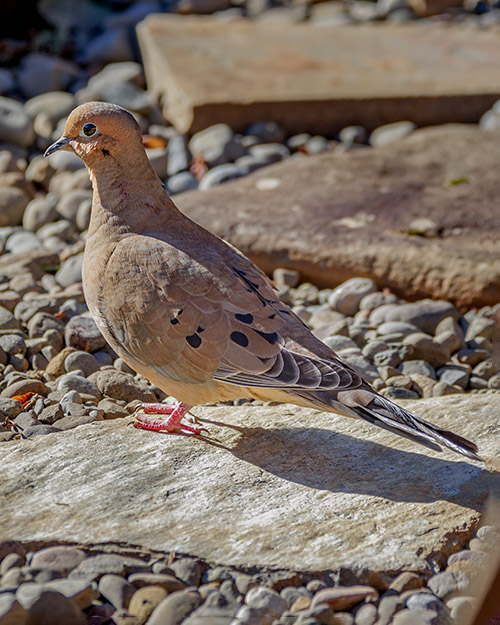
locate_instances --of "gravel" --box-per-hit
[0,523,496,625]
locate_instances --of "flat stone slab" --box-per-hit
[137,16,500,133]
[1,393,499,579]
[176,124,500,308]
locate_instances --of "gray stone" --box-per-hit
[97,398,130,420]
[56,190,93,224]
[245,585,287,617]
[54,253,83,288]
[370,121,416,147]
[0,306,21,331]
[147,589,203,625]
[79,27,135,66]
[0,552,24,575]
[373,348,403,369]
[18,53,79,98]
[0,395,498,576]
[41,578,96,609]
[427,570,470,600]
[167,133,192,176]
[248,143,290,163]
[399,360,436,379]
[337,350,379,382]
[322,335,359,352]
[328,279,378,316]
[88,370,155,403]
[437,365,470,389]
[5,231,42,254]
[24,92,76,127]
[147,147,169,179]
[76,200,92,232]
[0,97,34,147]
[64,351,99,377]
[65,314,106,352]
[391,608,444,625]
[0,69,14,95]
[98,574,135,610]
[85,62,145,94]
[189,124,246,167]
[380,387,419,400]
[47,150,86,172]
[0,188,30,228]
[37,220,75,242]
[245,121,285,144]
[234,155,273,176]
[401,333,449,369]
[359,292,399,311]
[465,316,495,342]
[170,559,202,586]
[370,301,460,335]
[273,268,301,288]
[377,321,420,337]
[199,164,243,190]
[22,424,61,438]
[166,171,198,195]
[0,397,26,419]
[56,374,100,399]
[22,196,58,232]
[354,602,377,625]
[70,554,150,582]
[339,126,367,147]
[27,312,64,338]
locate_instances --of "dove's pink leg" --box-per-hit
[133,401,204,434]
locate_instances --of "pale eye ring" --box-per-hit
[80,123,98,137]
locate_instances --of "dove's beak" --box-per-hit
[44,136,72,157]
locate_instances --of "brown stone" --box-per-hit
[1,379,50,398]
[46,347,77,377]
[176,125,500,309]
[137,16,500,134]
[311,585,378,611]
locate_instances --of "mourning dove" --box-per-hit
[45,102,480,461]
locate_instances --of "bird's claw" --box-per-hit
[131,401,208,436]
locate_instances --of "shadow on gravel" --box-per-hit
[198,417,488,511]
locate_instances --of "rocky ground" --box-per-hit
[1,0,499,623]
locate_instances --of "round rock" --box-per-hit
[0,97,34,147]
[328,278,378,316]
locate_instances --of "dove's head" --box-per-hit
[44,101,144,166]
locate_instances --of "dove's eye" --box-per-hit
[80,123,99,138]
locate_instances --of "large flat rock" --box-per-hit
[1,393,499,580]
[137,16,500,133]
[176,124,500,308]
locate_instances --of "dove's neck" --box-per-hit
[86,151,180,241]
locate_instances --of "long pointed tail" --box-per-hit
[354,393,482,461]
[296,388,482,461]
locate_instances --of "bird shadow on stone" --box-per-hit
[198,417,489,510]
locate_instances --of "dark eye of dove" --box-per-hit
[80,123,99,138]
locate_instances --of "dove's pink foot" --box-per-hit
[133,401,204,435]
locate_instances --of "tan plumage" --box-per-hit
[45,102,481,461]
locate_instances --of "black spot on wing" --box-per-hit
[235,313,254,324]
[186,333,202,348]
[197,326,205,333]
[102,149,110,156]
[252,329,279,344]
[170,318,179,325]
[231,331,249,348]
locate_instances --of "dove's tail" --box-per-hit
[296,388,482,461]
